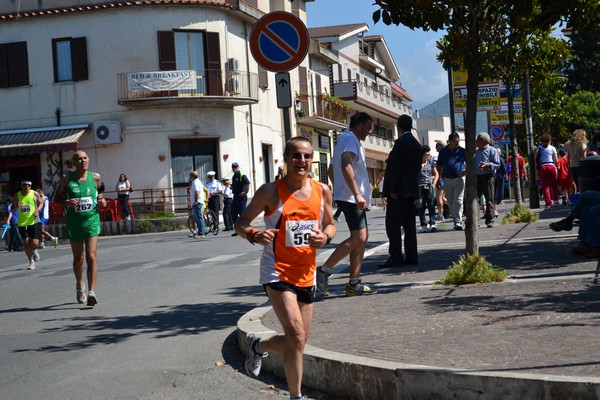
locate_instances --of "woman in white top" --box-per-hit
[534,133,559,208]
[115,173,132,220]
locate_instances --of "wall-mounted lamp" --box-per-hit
[158,153,166,162]
[223,154,229,161]
[274,159,279,164]
[259,156,264,163]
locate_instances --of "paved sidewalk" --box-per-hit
[238,201,600,399]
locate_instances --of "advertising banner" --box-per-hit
[127,70,197,92]
[452,71,500,113]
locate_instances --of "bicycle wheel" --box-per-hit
[187,214,197,236]
[207,210,219,235]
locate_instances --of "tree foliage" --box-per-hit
[564,18,600,93]
[372,0,598,254]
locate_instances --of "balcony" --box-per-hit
[117,69,259,110]
[333,80,412,121]
[295,94,348,131]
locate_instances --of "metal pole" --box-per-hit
[523,72,539,208]
[447,67,456,133]
[282,107,292,143]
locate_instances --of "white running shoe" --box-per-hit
[52,237,59,247]
[245,333,267,377]
[27,261,36,270]
[33,250,40,262]
[76,283,87,304]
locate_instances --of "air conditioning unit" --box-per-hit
[93,121,122,145]
[226,58,240,72]
[227,77,240,93]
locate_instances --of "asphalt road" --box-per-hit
[0,218,364,400]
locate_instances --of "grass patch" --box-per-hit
[139,212,176,220]
[435,252,508,285]
[501,203,539,224]
[137,219,149,234]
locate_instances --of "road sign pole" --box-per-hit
[282,107,292,143]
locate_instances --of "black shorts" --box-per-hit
[264,281,316,304]
[335,200,368,231]
[18,223,41,241]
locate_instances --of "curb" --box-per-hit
[237,307,600,400]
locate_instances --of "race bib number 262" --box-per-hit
[75,197,93,212]
[285,220,318,247]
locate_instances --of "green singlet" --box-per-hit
[65,171,101,242]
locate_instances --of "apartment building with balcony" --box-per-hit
[0,0,312,213]
[308,24,414,184]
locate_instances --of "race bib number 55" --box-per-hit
[285,220,318,247]
[75,197,93,212]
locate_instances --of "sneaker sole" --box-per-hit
[87,296,97,306]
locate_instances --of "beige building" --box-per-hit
[0,0,312,215]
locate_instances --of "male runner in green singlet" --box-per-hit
[15,180,43,270]
[54,151,106,306]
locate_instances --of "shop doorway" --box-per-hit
[170,139,218,210]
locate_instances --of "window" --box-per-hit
[52,37,88,82]
[0,41,29,88]
[158,30,223,96]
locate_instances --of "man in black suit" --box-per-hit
[379,114,423,268]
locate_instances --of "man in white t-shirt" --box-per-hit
[188,171,206,238]
[316,112,376,297]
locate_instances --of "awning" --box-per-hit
[0,124,90,156]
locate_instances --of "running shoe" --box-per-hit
[39,242,45,249]
[76,283,87,304]
[27,260,36,270]
[345,280,377,297]
[33,249,41,261]
[87,291,97,307]
[245,333,267,377]
[316,266,331,296]
[52,237,59,247]
[429,224,437,233]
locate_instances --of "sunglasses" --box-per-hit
[291,152,313,161]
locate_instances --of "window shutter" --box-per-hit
[157,31,176,70]
[205,31,223,96]
[0,44,8,88]
[71,37,88,81]
[258,65,268,88]
[298,66,308,93]
[7,42,29,87]
[315,74,322,115]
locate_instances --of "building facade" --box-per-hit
[0,0,312,215]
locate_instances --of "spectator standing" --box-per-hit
[434,141,447,220]
[35,188,59,248]
[206,171,223,227]
[494,154,506,209]
[5,197,23,252]
[188,171,206,239]
[15,180,43,269]
[507,153,527,202]
[115,173,132,220]
[54,151,106,306]
[234,137,335,400]
[436,133,466,230]
[230,162,250,236]
[557,148,575,205]
[564,129,588,190]
[221,177,234,231]
[376,172,386,210]
[475,133,500,227]
[378,114,423,267]
[534,133,559,209]
[417,145,439,233]
[316,112,376,296]
[275,165,285,180]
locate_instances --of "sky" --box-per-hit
[306,0,449,110]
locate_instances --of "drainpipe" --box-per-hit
[244,21,257,192]
[55,107,61,126]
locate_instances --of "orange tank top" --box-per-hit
[259,178,324,287]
